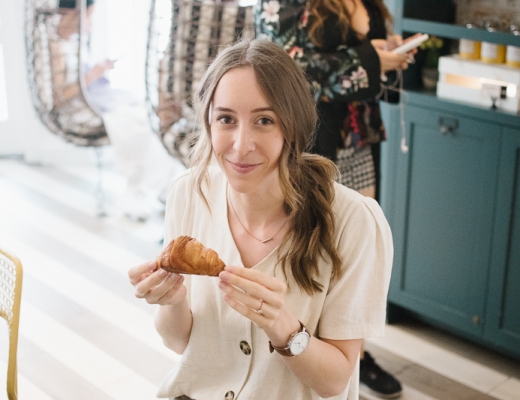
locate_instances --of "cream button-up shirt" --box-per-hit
[157,167,393,400]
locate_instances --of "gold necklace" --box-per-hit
[228,189,289,244]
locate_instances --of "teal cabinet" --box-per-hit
[485,129,520,354]
[381,0,520,362]
[388,104,501,337]
[381,96,520,360]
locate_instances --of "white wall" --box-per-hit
[0,0,49,159]
[0,0,151,165]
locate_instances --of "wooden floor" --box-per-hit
[0,157,519,400]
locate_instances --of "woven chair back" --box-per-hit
[25,0,108,147]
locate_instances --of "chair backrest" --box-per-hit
[0,248,23,400]
[145,0,254,166]
[25,0,108,147]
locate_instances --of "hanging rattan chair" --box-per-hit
[25,0,108,215]
[145,0,254,166]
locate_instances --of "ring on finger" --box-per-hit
[255,299,264,315]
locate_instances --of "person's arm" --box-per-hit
[270,307,362,397]
[50,39,114,103]
[128,172,193,355]
[371,34,418,72]
[301,40,381,102]
[255,0,381,102]
[219,266,361,397]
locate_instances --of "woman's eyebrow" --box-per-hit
[213,106,234,112]
[251,107,274,113]
[213,106,274,113]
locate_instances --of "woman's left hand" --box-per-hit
[386,34,403,51]
[218,265,288,330]
[387,33,421,57]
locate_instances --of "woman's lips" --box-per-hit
[228,160,260,174]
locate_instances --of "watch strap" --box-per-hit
[268,321,306,357]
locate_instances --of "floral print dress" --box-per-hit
[256,0,380,104]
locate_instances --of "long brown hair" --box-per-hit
[189,39,341,295]
[375,0,393,34]
[307,0,352,46]
[307,0,393,47]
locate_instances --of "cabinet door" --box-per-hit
[485,128,520,358]
[389,105,500,338]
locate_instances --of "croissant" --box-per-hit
[156,236,226,276]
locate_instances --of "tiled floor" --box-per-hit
[362,320,520,400]
[0,156,519,400]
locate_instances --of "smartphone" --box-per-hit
[392,34,429,55]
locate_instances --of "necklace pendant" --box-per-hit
[261,237,274,243]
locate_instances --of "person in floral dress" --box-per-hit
[256,0,409,198]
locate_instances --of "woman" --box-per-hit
[128,39,393,400]
[257,0,412,198]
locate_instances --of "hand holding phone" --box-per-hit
[392,34,429,55]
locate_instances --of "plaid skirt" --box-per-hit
[336,146,376,191]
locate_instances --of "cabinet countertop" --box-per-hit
[402,89,520,129]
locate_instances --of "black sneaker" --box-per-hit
[360,351,402,399]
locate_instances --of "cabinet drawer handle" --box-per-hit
[439,117,459,135]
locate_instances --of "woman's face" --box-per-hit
[210,67,284,195]
[57,6,95,40]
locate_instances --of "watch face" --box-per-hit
[289,332,310,356]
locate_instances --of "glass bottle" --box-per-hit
[481,22,506,63]
[506,24,520,68]
[459,23,481,60]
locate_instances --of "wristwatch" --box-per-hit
[269,321,310,357]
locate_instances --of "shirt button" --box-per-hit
[224,390,235,400]
[239,341,251,355]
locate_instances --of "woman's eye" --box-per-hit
[257,117,274,125]
[217,115,234,124]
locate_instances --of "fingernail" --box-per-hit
[220,271,230,280]
[159,269,168,277]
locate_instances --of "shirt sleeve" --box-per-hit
[255,0,381,102]
[318,194,394,340]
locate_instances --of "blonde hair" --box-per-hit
[189,39,341,294]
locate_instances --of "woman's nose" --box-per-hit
[233,125,255,155]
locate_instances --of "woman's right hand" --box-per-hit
[128,261,186,306]
[371,39,410,72]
